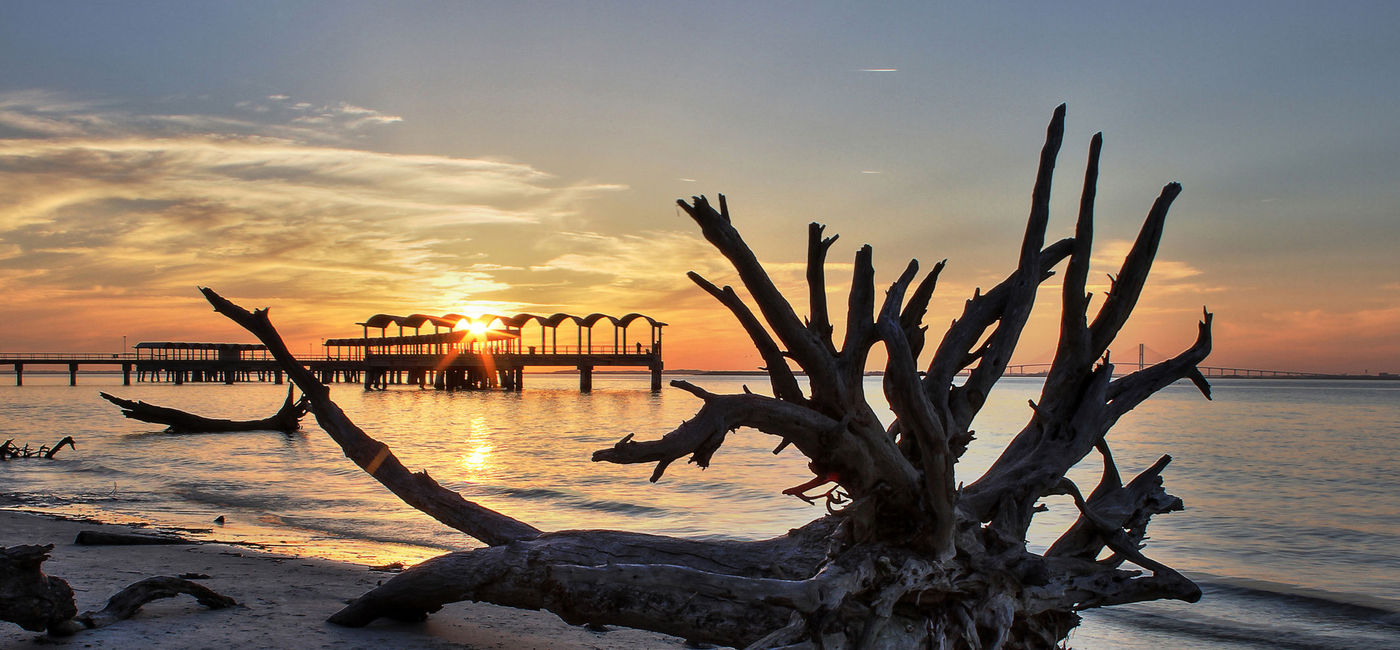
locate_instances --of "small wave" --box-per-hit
[169,483,390,516]
[33,457,127,478]
[1082,574,1400,649]
[2,490,150,508]
[1191,572,1400,620]
[463,483,673,516]
[1089,606,1377,650]
[266,514,462,553]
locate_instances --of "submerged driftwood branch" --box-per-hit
[198,105,1211,648]
[0,437,75,460]
[99,387,308,433]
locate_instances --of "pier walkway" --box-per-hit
[1,310,667,392]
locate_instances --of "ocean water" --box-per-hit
[2,373,1397,648]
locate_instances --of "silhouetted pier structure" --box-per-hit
[324,312,665,392]
[0,311,666,392]
[0,344,283,387]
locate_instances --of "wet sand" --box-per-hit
[0,509,681,649]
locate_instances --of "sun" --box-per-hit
[466,321,489,336]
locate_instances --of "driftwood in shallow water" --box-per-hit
[0,544,235,637]
[201,105,1213,648]
[0,437,75,460]
[99,387,308,433]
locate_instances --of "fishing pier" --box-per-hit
[2,311,666,392]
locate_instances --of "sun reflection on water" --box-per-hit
[459,445,493,474]
[458,415,494,475]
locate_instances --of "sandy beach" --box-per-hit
[0,509,682,649]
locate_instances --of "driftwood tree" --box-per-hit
[203,106,1211,648]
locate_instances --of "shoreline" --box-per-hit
[0,509,682,649]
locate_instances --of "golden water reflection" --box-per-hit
[457,415,495,475]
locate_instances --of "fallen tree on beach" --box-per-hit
[99,387,308,433]
[202,105,1212,648]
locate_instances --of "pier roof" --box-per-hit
[134,342,267,351]
[356,312,667,331]
[325,329,518,348]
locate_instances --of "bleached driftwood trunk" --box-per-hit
[203,105,1211,648]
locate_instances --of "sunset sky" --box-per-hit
[1,2,1397,373]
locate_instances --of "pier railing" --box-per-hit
[0,352,138,361]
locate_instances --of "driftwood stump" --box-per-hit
[201,105,1212,648]
[0,545,76,634]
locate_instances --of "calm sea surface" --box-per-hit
[2,373,1397,648]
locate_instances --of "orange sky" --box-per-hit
[1,4,1397,375]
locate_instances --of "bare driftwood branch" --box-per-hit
[193,105,1210,648]
[688,272,804,403]
[807,222,840,354]
[99,387,308,433]
[198,287,541,547]
[74,576,238,630]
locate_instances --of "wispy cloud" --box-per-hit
[529,231,726,301]
[0,91,626,349]
[1089,240,1213,294]
[0,90,404,143]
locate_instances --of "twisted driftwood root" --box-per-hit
[100,386,308,433]
[0,545,236,637]
[199,106,1211,648]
